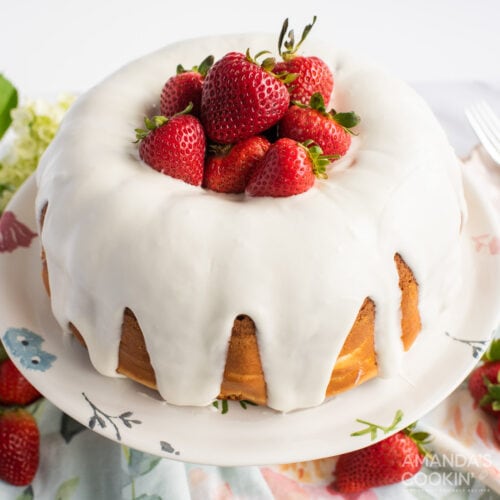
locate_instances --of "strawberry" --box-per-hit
[468,361,500,416]
[246,138,334,197]
[274,17,334,105]
[332,426,430,493]
[468,340,500,416]
[203,136,270,194]
[200,50,290,144]
[160,55,214,117]
[135,106,206,186]
[279,92,360,157]
[0,408,39,486]
[0,359,41,406]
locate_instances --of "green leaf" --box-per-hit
[411,431,431,442]
[197,55,214,77]
[485,339,500,361]
[488,384,500,399]
[55,477,80,500]
[0,74,18,140]
[261,57,276,72]
[333,111,361,129]
[278,16,317,60]
[16,486,34,500]
[309,92,326,113]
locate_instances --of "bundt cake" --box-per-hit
[35,33,466,412]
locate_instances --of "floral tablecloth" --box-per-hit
[1,83,500,500]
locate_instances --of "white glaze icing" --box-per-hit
[35,34,466,412]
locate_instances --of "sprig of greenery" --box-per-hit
[351,409,404,440]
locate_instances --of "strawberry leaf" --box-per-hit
[333,111,361,129]
[301,140,339,179]
[278,16,317,61]
[404,425,433,459]
[134,103,193,143]
[261,57,276,72]
[176,64,187,75]
[176,55,214,76]
[197,55,215,77]
[484,339,500,362]
[309,92,326,113]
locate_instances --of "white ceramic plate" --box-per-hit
[0,172,499,466]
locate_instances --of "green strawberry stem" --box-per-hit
[278,16,317,61]
[402,422,433,459]
[482,338,500,362]
[208,143,233,156]
[297,92,361,135]
[176,55,215,76]
[301,140,339,179]
[134,102,194,142]
[245,49,276,72]
[480,373,500,410]
[351,409,404,440]
[245,49,297,84]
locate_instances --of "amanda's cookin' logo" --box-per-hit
[402,452,493,492]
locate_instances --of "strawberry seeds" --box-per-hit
[135,17,360,197]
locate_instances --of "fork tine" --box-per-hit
[477,101,500,142]
[466,102,500,165]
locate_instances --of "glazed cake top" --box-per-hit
[36,34,466,412]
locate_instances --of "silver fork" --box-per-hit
[465,101,500,165]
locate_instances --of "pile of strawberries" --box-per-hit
[468,338,500,443]
[0,343,41,486]
[135,17,359,197]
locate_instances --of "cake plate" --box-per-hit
[0,173,499,466]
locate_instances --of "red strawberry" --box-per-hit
[200,51,290,144]
[279,92,360,157]
[0,408,39,486]
[467,339,500,416]
[246,138,333,197]
[160,55,214,117]
[204,136,270,194]
[274,17,334,105]
[0,359,41,406]
[468,361,500,416]
[136,107,206,186]
[332,427,429,493]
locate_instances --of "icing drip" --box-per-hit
[35,35,466,412]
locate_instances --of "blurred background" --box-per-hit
[2,0,499,94]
